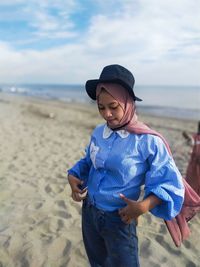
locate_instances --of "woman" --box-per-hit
[68,64,184,267]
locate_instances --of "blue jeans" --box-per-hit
[82,196,140,267]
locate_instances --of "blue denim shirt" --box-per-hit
[68,124,184,220]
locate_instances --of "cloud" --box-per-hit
[27,0,79,38]
[0,41,91,83]
[0,0,199,85]
[86,0,200,61]
[0,39,199,86]
[0,0,80,42]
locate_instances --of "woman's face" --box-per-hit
[97,90,124,127]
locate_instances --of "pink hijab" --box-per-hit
[96,83,171,150]
[96,83,200,247]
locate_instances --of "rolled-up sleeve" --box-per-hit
[143,135,185,220]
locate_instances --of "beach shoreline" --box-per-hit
[0,93,199,267]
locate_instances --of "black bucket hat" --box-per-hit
[85,64,142,101]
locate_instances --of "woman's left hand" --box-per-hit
[118,193,146,224]
[118,193,162,224]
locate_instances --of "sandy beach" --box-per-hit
[0,92,199,267]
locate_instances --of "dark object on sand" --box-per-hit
[182,131,194,146]
[185,121,200,196]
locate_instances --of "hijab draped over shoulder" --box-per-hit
[96,82,200,247]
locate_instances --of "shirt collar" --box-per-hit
[103,124,130,139]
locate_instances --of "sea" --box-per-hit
[0,83,199,121]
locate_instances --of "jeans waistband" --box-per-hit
[83,194,120,216]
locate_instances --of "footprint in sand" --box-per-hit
[45,184,52,193]
[45,184,65,196]
[20,256,30,267]
[49,217,65,233]
[57,219,64,229]
[53,210,72,219]
[34,202,43,209]
[40,233,53,243]
[186,261,196,267]
[140,238,152,259]
[47,239,72,263]
[144,213,152,224]
[3,236,11,249]
[155,235,181,256]
[56,200,67,209]
[158,223,167,234]
[183,240,191,249]
[62,240,72,257]
[75,243,86,258]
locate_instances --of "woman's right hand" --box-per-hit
[68,174,87,202]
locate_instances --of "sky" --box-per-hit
[0,0,199,86]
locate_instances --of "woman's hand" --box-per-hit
[71,190,87,202]
[68,174,87,202]
[118,194,145,224]
[118,193,162,224]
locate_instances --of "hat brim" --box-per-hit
[85,79,142,101]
